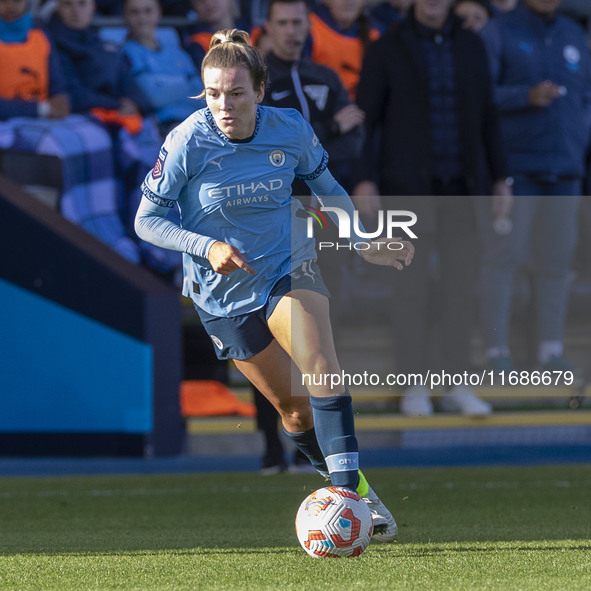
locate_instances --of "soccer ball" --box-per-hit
[295,486,373,558]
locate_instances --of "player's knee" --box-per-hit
[298,353,334,382]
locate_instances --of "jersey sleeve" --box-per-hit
[141,129,189,207]
[294,116,329,181]
[136,127,216,260]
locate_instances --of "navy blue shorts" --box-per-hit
[196,260,330,360]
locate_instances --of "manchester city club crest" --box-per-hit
[269,149,286,167]
[152,147,168,179]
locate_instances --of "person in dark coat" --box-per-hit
[353,0,511,416]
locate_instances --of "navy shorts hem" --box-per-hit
[196,260,330,361]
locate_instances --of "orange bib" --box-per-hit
[0,30,51,102]
[189,31,213,53]
[309,13,380,100]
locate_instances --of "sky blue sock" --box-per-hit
[309,390,359,491]
[282,426,328,474]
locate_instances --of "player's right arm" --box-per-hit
[135,195,254,274]
[135,128,253,275]
[135,128,219,262]
[135,194,216,259]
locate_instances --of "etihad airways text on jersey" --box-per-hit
[208,179,283,199]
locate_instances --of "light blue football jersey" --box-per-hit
[141,105,330,317]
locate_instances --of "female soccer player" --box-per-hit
[135,29,413,543]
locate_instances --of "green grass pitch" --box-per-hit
[1,464,590,590]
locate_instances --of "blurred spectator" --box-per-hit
[454,0,493,32]
[95,0,123,15]
[123,0,205,136]
[264,0,364,192]
[490,0,516,12]
[309,0,381,99]
[370,0,414,29]
[46,0,180,278]
[240,0,320,28]
[0,0,143,264]
[184,0,249,69]
[254,0,365,472]
[160,0,191,16]
[253,26,273,54]
[46,0,148,119]
[354,0,509,416]
[478,0,591,373]
[240,0,270,28]
[0,0,70,119]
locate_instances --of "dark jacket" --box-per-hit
[264,52,363,160]
[264,51,364,191]
[45,16,148,114]
[356,10,506,196]
[480,4,591,178]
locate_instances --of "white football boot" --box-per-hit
[363,485,398,543]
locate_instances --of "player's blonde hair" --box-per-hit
[198,29,268,97]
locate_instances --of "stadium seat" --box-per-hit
[0,149,63,209]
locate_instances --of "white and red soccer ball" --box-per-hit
[295,486,373,558]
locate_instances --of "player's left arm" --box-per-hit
[295,114,412,269]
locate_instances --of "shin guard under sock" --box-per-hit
[309,390,359,491]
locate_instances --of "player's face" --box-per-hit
[124,0,161,39]
[0,0,28,21]
[265,1,310,62]
[58,0,95,30]
[454,1,489,32]
[523,0,561,16]
[204,66,265,140]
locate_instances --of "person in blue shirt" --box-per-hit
[47,0,180,278]
[46,0,149,117]
[478,0,591,374]
[135,28,414,543]
[122,0,205,135]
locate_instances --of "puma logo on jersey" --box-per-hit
[301,260,316,281]
[210,158,223,170]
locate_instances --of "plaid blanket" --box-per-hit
[0,114,181,273]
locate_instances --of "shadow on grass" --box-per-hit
[3,541,591,558]
[0,547,299,558]
[399,541,591,558]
